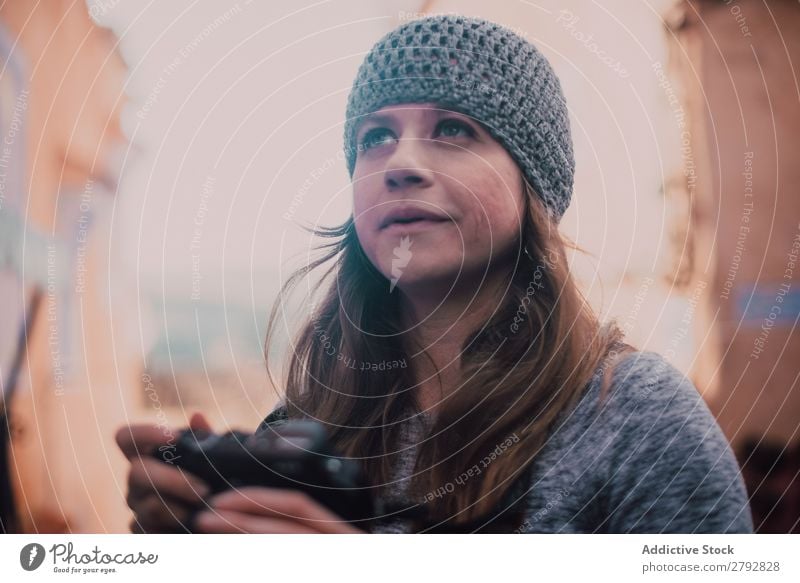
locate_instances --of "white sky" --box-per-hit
[91,0,684,329]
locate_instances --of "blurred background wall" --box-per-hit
[663,0,799,533]
[0,0,140,532]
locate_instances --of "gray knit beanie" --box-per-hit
[343,14,575,223]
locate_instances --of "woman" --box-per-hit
[116,14,753,534]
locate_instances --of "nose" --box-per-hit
[383,138,435,191]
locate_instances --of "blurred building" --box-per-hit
[0,0,140,533]
[663,0,799,533]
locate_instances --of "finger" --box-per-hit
[129,503,187,534]
[189,412,212,432]
[193,509,318,534]
[134,494,197,532]
[209,488,363,534]
[128,456,210,505]
[116,424,178,459]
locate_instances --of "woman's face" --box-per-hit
[352,103,525,295]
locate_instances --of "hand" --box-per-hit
[194,487,367,534]
[115,412,212,533]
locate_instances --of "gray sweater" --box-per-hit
[258,350,754,533]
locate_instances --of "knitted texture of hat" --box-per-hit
[343,14,575,223]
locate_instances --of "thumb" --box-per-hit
[189,412,212,432]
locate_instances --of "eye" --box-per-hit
[359,127,397,151]
[435,118,476,139]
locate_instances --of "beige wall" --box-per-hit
[666,0,800,450]
[1,0,140,533]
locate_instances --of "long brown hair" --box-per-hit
[265,177,636,530]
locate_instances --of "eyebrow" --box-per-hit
[356,109,476,138]
[355,113,397,139]
[361,113,396,126]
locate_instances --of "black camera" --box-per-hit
[150,420,418,530]
[151,419,526,533]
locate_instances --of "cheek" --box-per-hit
[352,203,374,257]
[352,179,386,265]
[459,175,523,249]
[352,170,377,214]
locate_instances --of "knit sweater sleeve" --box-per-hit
[596,352,754,533]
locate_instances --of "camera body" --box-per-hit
[151,419,527,533]
[151,420,378,526]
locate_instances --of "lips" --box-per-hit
[380,206,452,230]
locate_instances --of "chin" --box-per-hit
[387,264,465,293]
